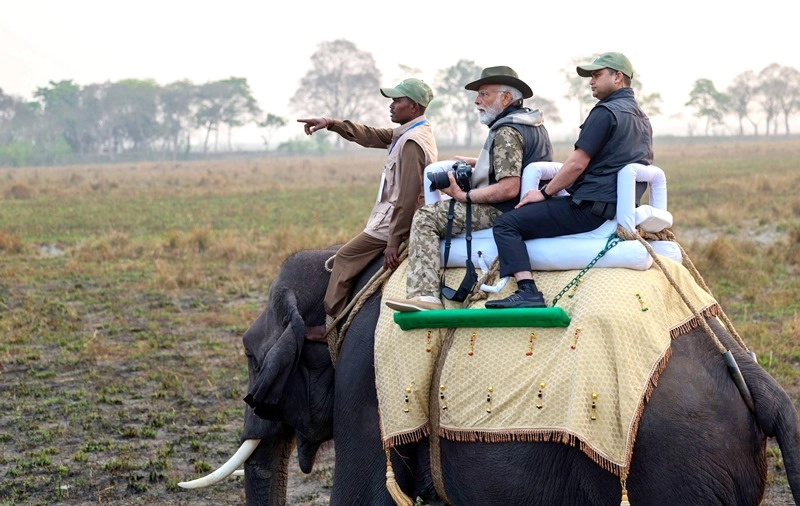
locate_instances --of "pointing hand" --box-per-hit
[297,117,329,135]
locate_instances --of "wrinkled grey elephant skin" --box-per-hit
[242,249,338,490]
[241,249,800,506]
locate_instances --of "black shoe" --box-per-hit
[485,290,546,309]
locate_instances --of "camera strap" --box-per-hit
[440,199,478,302]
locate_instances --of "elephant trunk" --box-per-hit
[244,427,296,506]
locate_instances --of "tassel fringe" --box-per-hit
[620,475,631,506]
[669,302,721,339]
[386,451,414,506]
[382,425,430,450]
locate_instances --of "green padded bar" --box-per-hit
[392,307,571,330]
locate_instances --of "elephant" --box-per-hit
[179,248,800,506]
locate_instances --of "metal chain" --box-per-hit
[551,233,621,306]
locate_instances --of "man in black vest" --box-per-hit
[486,52,654,309]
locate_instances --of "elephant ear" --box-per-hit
[243,289,306,419]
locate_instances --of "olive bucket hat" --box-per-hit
[380,78,434,107]
[464,66,533,99]
[576,52,634,79]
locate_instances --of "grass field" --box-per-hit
[1,138,799,505]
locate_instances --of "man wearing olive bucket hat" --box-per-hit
[385,66,554,312]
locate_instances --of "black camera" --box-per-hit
[427,161,472,193]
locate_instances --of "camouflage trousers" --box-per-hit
[407,200,502,298]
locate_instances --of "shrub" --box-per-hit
[0,231,25,253]
[8,183,32,199]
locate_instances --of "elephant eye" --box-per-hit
[247,356,260,373]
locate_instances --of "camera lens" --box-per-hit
[426,170,451,192]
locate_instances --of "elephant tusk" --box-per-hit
[178,439,260,489]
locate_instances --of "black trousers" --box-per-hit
[492,197,607,277]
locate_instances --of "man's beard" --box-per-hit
[477,97,504,125]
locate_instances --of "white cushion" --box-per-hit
[635,205,673,233]
[440,227,662,271]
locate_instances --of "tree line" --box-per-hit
[0,39,797,166]
[0,77,264,166]
[686,64,800,136]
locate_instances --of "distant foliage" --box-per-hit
[1,44,799,168]
[0,77,263,166]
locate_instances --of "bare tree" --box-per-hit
[727,71,759,136]
[289,39,383,147]
[775,65,800,135]
[527,96,561,125]
[431,59,483,146]
[564,55,599,123]
[636,89,663,119]
[756,64,784,136]
[258,113,287,151]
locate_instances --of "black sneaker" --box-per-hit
[485,290,547,309]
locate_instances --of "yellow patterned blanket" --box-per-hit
[375,256,719,475]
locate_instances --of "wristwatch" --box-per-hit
[465,191,472,204]
[540,185,552,200]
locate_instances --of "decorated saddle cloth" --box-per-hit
[375,256,720,475]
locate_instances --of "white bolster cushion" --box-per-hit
[616,163,668,231]
[441,227,652,271]
[436,162,675,271]
[440,230,683,272]
[635,205,673,233]
[520,162,567,196]
[649,240,682,263]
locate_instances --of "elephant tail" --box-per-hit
[747,361,800,504]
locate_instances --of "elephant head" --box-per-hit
[241,267,335,467]
[178,248,338,504]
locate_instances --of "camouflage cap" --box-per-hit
[380,78,434,107]
[577,52,634,79]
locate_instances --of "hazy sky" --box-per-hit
[2,0,796,143]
